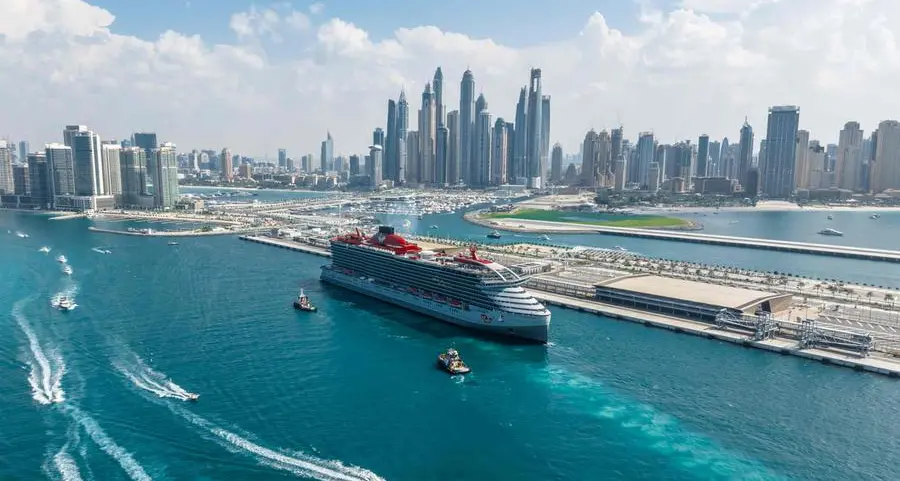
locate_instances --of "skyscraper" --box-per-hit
[636,132,655,187]
[133,132,158,152]
[697,135,710,178]
[435,126,449,185]
[418,83,436,184]
[446,110,460,185]
[373,128,385,148]
[120,147,148,206]
[71,130,103,196]
[459,70,476,186]
[836,121,864,191]
[491,118,508,186]
[611,127,626,181]
[0,141,13,194]
[221,148,233,182]
[320,132,333,172]
[397,91,408,184]
[581,130,600,187]
[512,87,528,183]
[368,145,383,188]
[27,153,52,209]
[737,119,754,188]
[46,143,74,197]
[349,154,360,176]
[761,106,800,198]
[18,141,29,165]
[13,165,29,196]
[550,143,563,183]
[101,142,122,195]
[433,67,444,127]
[406,131,419,184]
[541,95,551,183]
[278,149,287,169]
[152,143,179,208]
[526,68,543,188]
[709,141,721,176]
[794,130,811,189]
[385,99,397,182]
[474,97,492,187]
[872,120,900,193]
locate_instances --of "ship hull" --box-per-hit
[321,267,549,343]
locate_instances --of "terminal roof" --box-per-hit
[595,274,789,310]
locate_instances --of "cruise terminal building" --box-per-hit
[593,274,793,322]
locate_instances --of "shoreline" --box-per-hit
[179,185,332,195]
[465,210,702,234]
[635,201,900,214]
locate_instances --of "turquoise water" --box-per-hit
[3,209,900,481]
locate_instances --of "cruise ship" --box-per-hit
[320,226,551,343]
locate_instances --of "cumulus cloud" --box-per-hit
[309,3,325,15]
[1,0,899,157]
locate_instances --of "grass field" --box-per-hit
[482,208,690,228]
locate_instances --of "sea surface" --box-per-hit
[2,204,900,481]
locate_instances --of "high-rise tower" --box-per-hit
[433,67,444,128]
[526,69,543,188]
[697,135,710,178]
[459,70,476,186]
[738,119,754,189]
[492,118,508,186]
[385,99,397,182]
[512,87,528,183]
[446,110,460,185]
[550,143,563,183]
[761,106,800,198]
[397,91,409,184]
[541,95,551,183]
[836,121,864,191]
[418,82,436,184]
[473,94,491,187]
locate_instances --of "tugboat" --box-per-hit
[437,348,471,375]
[486,230,502,239]
[293,288,317,312]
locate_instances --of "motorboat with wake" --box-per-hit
[871,213,880,219]
[185,393,199,401]
[39,246,51,253]
[62,265,73,276]
[56,255,67,263]
[52,296,77,311]
[539,235,551,241]
[818,228,843,236]
[437,348,471,375]
[487,230,502,239]
[293,288,317,312]
[91,247,112,254]
[168,241,179,246]
[16,231,28,238]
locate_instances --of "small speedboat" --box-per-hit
[870,213,880,219]
[293,288,317,312]
[167,241,179,246]
[819,228,843,236]
[15,231,28,238]
[55,296,77,311]
[185,393,199,402]
[437,348,471,375]
[62,265,73,276]
[56,255,67,263]
[430,225,439,229]
[487,230,502,239]
[827,215,833,220]
[39,246,51,253]
[539,235,551,241]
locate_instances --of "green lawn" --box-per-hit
[482,208,690,228]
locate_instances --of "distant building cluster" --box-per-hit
[575,107,900,202]
[0,127,179,212]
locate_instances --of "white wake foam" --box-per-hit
[52,448,84,481]
[12,300,65,404]
[62,405,152,481]
[113,352,194,401]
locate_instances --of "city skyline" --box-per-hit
[2,0,900,156]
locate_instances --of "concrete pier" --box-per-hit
[238,235,332,257]
[529,289,900,378]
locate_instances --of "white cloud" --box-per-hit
[1,0,900,158]
[309,3,325,15]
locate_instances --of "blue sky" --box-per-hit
[88,0,653,47]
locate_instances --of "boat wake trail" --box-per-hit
[61,404,152,481]
[113,351,195,401]
[43,425,85,481]
[12,299,66,404]
[150,396,385,481]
